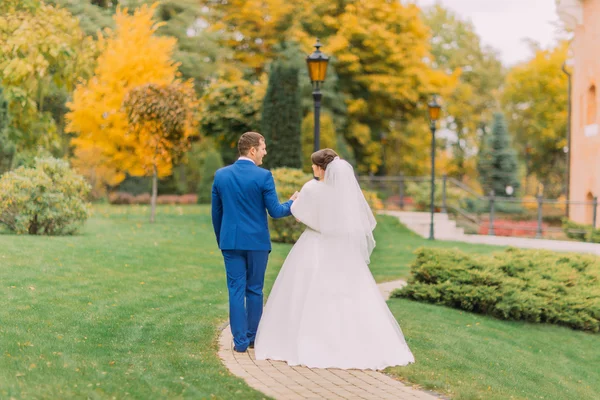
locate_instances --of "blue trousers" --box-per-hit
[222,250,269,350]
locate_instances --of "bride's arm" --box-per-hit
[290,180,320,232]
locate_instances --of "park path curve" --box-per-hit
[217,279,444,400]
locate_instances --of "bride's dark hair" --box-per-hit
[311,149,339,170]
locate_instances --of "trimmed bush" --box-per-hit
[395,247,600,332]
[562,218,600,243]
[0,157,90,235]
[270,168,313,243]
[406,181,467,211]
[362,189,384,211]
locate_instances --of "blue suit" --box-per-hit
[211,159,293,350]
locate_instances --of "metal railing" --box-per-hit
[358,174,599,241]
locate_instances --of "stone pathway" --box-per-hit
[217,280,443,400]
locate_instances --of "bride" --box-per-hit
[254,149,414,370]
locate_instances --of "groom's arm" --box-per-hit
[263,171,293,219]
[211,178,223,246]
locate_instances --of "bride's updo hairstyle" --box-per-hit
[311,149,339,170]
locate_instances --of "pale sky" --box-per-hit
[415,0,563,66]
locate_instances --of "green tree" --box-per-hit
[301,112,337,172]
[0,2,97,153]
[208,0,453,173]
[423,4,504,179]
[197,150,223,204]
[261,62,302,169]
[477,113,520,197]
[501,41,568,196]
[50,0,234,88]
[199,75,266,164]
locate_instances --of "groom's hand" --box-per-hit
[290,191,299,201]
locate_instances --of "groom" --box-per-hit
[211,131,297,352]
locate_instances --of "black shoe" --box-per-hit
[233,345,247,353]
[248,341,255,349]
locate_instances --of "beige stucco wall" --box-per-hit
[568,0,600,224]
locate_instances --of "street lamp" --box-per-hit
[428,95,442,240]
[306,39,329,152]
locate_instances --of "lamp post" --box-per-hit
[428,95,442,240]
[306,39,329,152]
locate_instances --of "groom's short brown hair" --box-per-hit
[238,131,264,156]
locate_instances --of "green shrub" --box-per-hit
[462,197,525,215]
[197,150,224,204]
[269,168,313,243]
[362,189,383,211]
[406,181,467,211]
[395,247,600,332]
[562,218,600,243]
[0,157,90,235]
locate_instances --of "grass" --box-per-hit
[0,205,271,399]
[0,206,597,399]
[369,216,499,281]
[387,299,600,400]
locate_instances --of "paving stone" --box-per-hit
[217,280,442,400]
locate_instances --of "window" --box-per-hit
[587,85,597,125]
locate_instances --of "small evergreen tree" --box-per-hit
[477,112,520,196]
[261,62,302,169]
[197,150,224,204]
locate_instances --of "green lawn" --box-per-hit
[0,206,597,399]
[387,299,600,400]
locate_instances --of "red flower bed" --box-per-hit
[109,192,198,205]
[478,219,548,237]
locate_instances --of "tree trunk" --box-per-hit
[150,165,158,223]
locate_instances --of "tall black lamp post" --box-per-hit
[306,39,330,152]
[428,95,442,240]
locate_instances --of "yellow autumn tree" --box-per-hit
[502,41,569,197]
[66,3,181,186]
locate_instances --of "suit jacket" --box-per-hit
[211,160,293,251]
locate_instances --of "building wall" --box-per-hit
[569,0,600,224]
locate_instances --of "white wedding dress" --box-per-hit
[255,158,414,370]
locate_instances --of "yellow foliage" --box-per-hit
[71,146,124,200]
[208,0,456,173]
[502,41,569,192]
[66,3,181,183]
[208,0,294,72]
[0,2,96,150]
